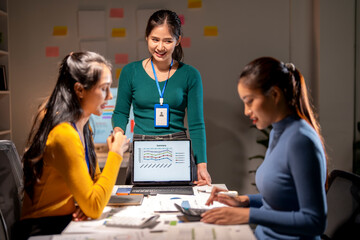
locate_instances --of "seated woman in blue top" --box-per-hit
[202,57,327,239]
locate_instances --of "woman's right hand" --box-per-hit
[205,186,250,208]
[107,131,129,156]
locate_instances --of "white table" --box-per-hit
[29,184,256,240]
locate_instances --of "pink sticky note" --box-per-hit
[115,54,128,64]
[181,37,191,48]
[179,14,185,25]
[46,46,59,57]
[110,8,124,18]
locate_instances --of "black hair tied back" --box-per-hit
[284,62,296,72]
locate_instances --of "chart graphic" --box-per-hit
[137,147,187,169]
[143,148,173,162]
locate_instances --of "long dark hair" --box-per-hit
[23,51,112,199]
[145,9,184,62]
[239,57,328,185]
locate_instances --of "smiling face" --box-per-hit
[146,23,179,64]
[81,65,113,117]
[238,80,278,130]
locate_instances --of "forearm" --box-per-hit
[249,206,326,236]
[74,152,123,219]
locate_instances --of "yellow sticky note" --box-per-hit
[112,28,126,37]
[204,26,218,36]
[188,0,202,8]
[116,68,122,80]
[53,26,67,36]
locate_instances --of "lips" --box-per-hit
[100,103,107,109]
[155,51,166,58]
[250,117,258,124]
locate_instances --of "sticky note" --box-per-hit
[110,8,124,18]
[116,68,122,79]
[188,0,202,8]
[115,54,128,64]
[181,37,191,48]
[46,46,59,57]
[53,26,67,36]
[204,26,218,36]
[179,14,185,25]
[170,221,177,226]
[112,28,126,37]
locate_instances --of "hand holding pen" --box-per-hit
[205,186,249,208]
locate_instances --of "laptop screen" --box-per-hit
[132,139,192,184]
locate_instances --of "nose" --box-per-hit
[106,90,113,100]
[244,105,250,117]
[158,41,164,51]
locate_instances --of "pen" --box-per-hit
[217,191,238,197]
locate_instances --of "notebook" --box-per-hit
[107,194,144,206]
[130,139,194,195]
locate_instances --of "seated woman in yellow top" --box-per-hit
[18,51,129,239]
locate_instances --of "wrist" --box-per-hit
[113,127,124,134]
[197,162,207,169]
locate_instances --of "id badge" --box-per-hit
[154,104,169,127]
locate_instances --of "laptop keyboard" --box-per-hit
[131,186,194,195]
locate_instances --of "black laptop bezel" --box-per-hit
[131,138,192,186]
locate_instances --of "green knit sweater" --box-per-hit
[112,60,207,164]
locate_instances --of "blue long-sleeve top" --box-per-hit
[248,115,327,240]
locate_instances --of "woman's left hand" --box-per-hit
[194,163,212,186]
[72,206,89,221]
[201,207,250,225]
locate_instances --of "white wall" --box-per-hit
[8,0,353,193]
[319,0,355,172]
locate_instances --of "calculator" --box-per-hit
[104,215,160,228]
[174,203,208,221]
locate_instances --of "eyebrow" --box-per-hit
[99,82,112,87]
[150,36,174,41]
[242,95,249,101]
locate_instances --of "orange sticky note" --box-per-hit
[181,37,191,48]
[115,54,128,64]
[112,28,126,37]
[110,8,124,18]
[116,68,122,79]
[204,26,218,36]
[46,46,59,57]
[188,0,202,8]
[53,26,67,36]
[179,14,185,25]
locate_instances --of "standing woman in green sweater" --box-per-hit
[112,9,211,185]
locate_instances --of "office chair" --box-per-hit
[322,169,360,239]
[0,140,23,240]
[0,209,9,240]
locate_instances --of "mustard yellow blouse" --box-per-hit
[21,122,122,220]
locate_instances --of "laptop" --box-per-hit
[130,139,194,195]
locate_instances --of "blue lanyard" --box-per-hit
[151,58,173,105]
[71,122,90,172]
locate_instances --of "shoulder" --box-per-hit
[285,119,324,160]
[178,62,200,75]
[286,119,319,145]
[122,60,143,72]
[47,122,78,146]
[178,62,202,83]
